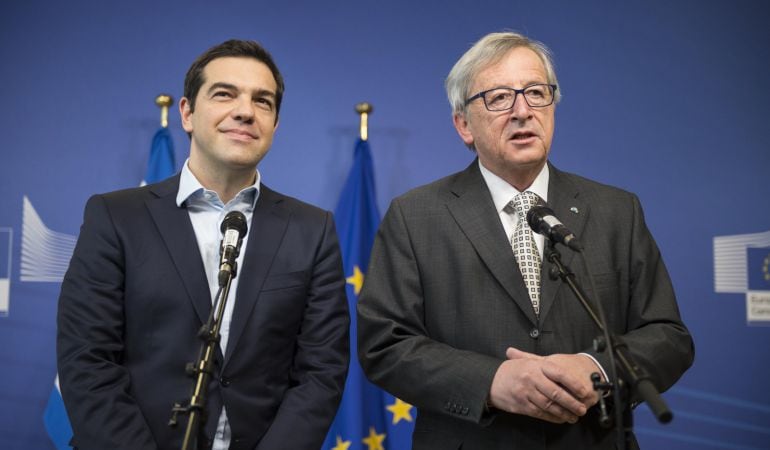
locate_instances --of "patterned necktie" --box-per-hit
[509,191,542,315]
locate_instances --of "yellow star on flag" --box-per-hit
[346,265,365,295]
[386,397,414,424]
[331,435,351,450]
[362,426,386,450]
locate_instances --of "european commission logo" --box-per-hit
[714,230,770,323]
[0,228,11,316]
[0,197,77,316]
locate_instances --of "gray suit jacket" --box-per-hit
[357,160,693,449]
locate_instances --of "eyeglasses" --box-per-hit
[464,84,557,111]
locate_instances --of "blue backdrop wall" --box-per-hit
[1,1,769,449]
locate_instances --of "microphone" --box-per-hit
[526,204,584,252]
[218,211,248,286]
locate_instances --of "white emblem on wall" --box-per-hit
[714,230,770,323]
[0,228,11,316]
[20,196,77,282]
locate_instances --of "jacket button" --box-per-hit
[529,328,540,339]
[220,377,231,387]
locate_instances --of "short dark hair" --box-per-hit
[183,39,285,121]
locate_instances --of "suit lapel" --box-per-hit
[446,161,538,325]
[223,186,290,366]
[538,164,589,322]
[145,176,213,327]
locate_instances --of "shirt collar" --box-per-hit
[176,158,261,209]
[478,159,550,212]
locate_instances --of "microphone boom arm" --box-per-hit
[544,244,673,450]
[169,211,247,449]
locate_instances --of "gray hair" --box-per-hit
[445,31,561,115]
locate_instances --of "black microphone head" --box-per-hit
[526,204,553,234]
[221,211,248,236]
[527,204,584,252]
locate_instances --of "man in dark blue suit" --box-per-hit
[57,40,349,450]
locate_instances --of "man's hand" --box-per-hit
[487,347,601,423]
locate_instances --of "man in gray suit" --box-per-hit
[357,32,694,449]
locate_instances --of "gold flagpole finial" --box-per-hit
[355,102,373,141]
[155,94,173,128]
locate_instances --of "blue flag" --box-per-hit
[142,127,176,185]
[747,247,770,291]
[324,139,415,450]
[43,377,72,450]
[44,126,177,449]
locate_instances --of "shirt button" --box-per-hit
[529,328,540,339]
[220,377,231,387]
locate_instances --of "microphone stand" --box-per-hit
[544,242,672,450]
[169,259,239,450]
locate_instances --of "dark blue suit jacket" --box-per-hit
[57,175,349,450]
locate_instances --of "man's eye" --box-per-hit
[527,88,545,98]
[488,92,511,104]
[256,98,274,110]
[213,91,232,98]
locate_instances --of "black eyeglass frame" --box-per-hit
[464,83,558,111]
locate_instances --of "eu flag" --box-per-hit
[324,139,415,449]
[747,247,770,291]
[43,377,72,450]
[142,127,176,185]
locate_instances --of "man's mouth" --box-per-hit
[222,128,257,140]
[510,131,536,142]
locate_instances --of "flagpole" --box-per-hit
[355,102,373,141]
[155,94,173,128]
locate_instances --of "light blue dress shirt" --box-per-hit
[176,159,260,450]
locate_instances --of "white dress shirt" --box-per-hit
[478,160,608,382]
[478,159,549,259]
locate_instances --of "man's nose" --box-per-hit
[509,92,533,121]
[231,96,255,122]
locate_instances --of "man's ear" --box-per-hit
[452,112,474,147]
[180,97,193,134]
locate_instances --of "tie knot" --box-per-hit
[511,191,540,215]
